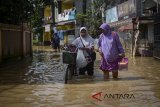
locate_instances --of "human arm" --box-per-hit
[71,38,79,47]
[97,36,104,57]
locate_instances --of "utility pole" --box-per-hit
[51,0,55,26]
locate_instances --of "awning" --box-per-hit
[118,23,133,32]
[139,20,154,24]
[56,20,76,26]
[109,18,132,27]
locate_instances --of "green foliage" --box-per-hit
[0,0,57,43]
[0,0,55,24]
[0,0,34,25]
[76,0,113,38]
[31,0,57,42]
[31,0,43,37]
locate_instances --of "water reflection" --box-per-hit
[25,50,65,84]
[0,48,65,85]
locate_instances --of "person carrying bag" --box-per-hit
[72,27,95,76]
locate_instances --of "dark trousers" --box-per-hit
[79,61,94,76]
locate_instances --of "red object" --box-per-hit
[118,23,133,32]
[92,92,103,102]
[118,58,128,71]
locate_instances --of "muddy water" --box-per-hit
[0,46,160,107]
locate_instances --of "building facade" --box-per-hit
[55,0,76,45]
[105,0,159,57]
[153,2,160,59]
[43,5,53,45]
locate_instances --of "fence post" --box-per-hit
[0,29,2,63]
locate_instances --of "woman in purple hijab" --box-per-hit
[98,23,125,79]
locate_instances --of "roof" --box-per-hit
[55,20,76,26]
[118,23,133,32]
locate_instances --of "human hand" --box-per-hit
[69,44,76,47]
[119,53,125,58]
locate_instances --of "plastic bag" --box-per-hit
[76,49,88,68]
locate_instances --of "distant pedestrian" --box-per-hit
[51,26,60,52]
[53,33,60,52]
[98,23,125,79]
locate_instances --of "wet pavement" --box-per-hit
[0,46,160,107]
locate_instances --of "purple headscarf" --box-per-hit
[100,23,112,36]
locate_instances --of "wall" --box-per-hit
[44,5,52,18]
[148,23,154,43]
[62,1,73,11]
[118,31,133,52]
[0,23,32,63]
[43,5,52,45]
[153,14,160,58]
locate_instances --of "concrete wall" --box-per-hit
[0,23,32,63]
[148,24,154,43]
[153,14,160,58]
[136,0,143,17]
[118,31,133,52]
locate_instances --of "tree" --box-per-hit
[0,0,56,24]
[0,0,57,42]
[31,0,57,42]
[0,0,34,25]
[76,0,117,38]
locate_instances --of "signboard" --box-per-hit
[108,18,132,27]
[118,0,136,20]
[45,25,50,32]
[106,7,118,23]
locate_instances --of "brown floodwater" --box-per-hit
[0,46,160,107]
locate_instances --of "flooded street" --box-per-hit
[0,46,160,107]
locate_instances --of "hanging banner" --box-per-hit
[118,0,136,20]
[106,7,118,23]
